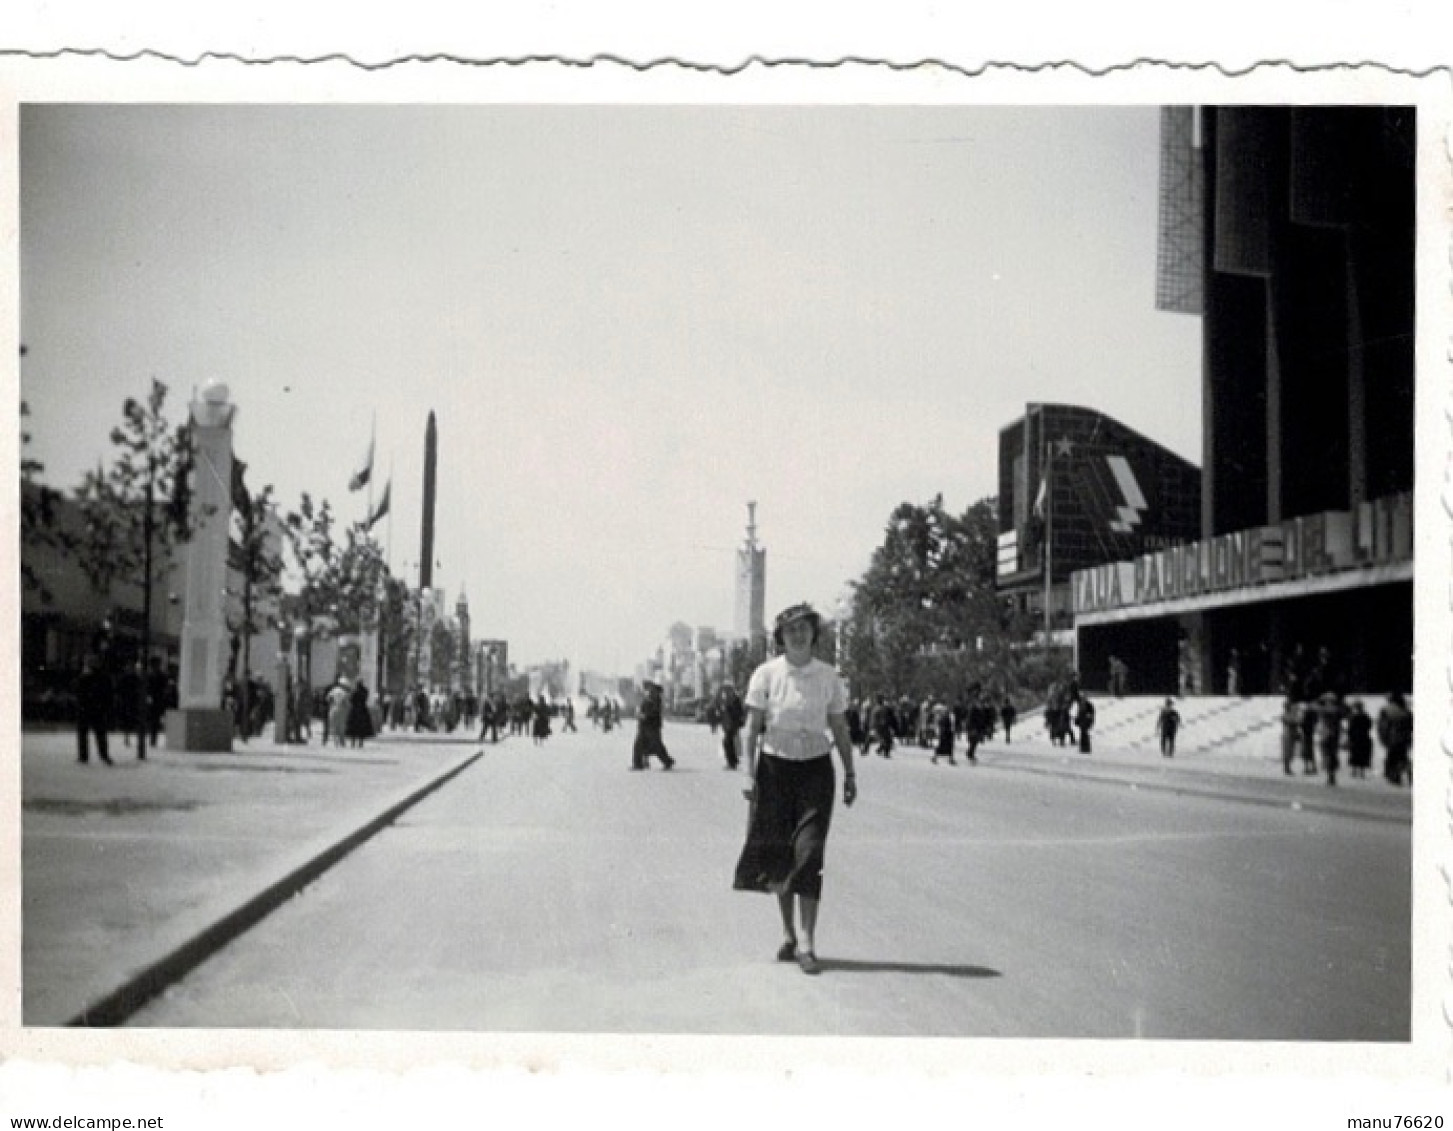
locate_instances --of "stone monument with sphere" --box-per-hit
[166,380,237,752]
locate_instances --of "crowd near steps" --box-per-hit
[1060,694,1401,760]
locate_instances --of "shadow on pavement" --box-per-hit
[817,958,1002,978]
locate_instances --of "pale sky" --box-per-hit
[20,104,1202,673]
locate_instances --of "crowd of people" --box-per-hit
[1280,689,1411,787]
[71,651,178,764]
[1266,645,1412,787]
[66,633,1414,799]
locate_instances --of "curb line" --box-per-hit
[65,748,486,1028]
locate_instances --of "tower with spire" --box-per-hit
[734,501,766,650]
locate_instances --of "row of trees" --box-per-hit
[21,376,424,748]
[838,494,1071,707]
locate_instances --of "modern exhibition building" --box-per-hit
[999,106,1415,697]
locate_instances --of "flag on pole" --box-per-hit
[348,436,374,492]
[365,479,391,530]
[1032,466,1049,518]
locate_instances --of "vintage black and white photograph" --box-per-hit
[16,93,1424,1049]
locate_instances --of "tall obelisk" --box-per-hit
[420,410,437,590]
[415,411,439,690]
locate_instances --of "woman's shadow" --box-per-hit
[816,958,1000,978]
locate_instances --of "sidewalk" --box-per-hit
[20,726,481,1027]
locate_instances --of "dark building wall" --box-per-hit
[1079,105,1416,698]
[1202,106,1415,537]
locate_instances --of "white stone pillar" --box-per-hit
[167,381,236,752]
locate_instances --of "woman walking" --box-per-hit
[531,695,553,745]
[733,603,857,976]
[344,679,374,749]
[631,681,673,769]
[1345,699,1373,780]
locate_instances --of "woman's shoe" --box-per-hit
[776,940,797,962]
[797,950,822,975]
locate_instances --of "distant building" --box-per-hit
[20,481,289,720]
[1069,106,1414,695]
[454,588,472,693]
[527,659,573,701]
[996,404,1202,636]
[475,639,508,698]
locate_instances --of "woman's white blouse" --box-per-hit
[745,655,847,761]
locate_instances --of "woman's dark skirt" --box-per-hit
[733,754,835,900]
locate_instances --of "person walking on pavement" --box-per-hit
[561,698,577,733]
[326,680,350,748]
[1345,699,1373,780]
[870,694,896,758]
[999,697,1017,744]
[1109,655,1127,698]
[1315,691,1345,786]
[1298,692,1319,775]
[146,656,173,747]
[1156,697,1182,757]
[1376,691,1413,786]
[344,679,374,749]
[929,704,957,765]
[971,695,997,762]
[1074,693,1095,754]
[293,679,313,743]
[733,602,857,976]
[718,681,746,769]
[1280,697,1302,776]
[74,652,114,765]
[531,695,553,745]
[117,660,142,750]
[477,696,500,744]
[631,681,674,770]
[844,698,867,758]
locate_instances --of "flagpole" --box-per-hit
[1042,444,1053,645]
[365,411,376,527]
[385,455,394,568]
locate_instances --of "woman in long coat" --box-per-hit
[1345,699,1373,779]
[326,680,350,747]
[531,694,552,745]
[345,680,374,748]
[631,681,673,769]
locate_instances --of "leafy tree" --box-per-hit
[330,524,389,635]
[72,378,199,759]
[841,495,1008,701]
[430,618,457,690]
[281,492,340,691]
[378,575,418,697]
[283,495,395,687]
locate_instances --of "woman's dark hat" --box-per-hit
[642,679,662,692]
[772,601,822,647]
[774,602,819,630]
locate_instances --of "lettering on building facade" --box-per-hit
[1072,493,1412,616]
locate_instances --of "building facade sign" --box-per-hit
[1072,493,1412,616]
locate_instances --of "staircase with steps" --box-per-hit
[1032,694,1399,760]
